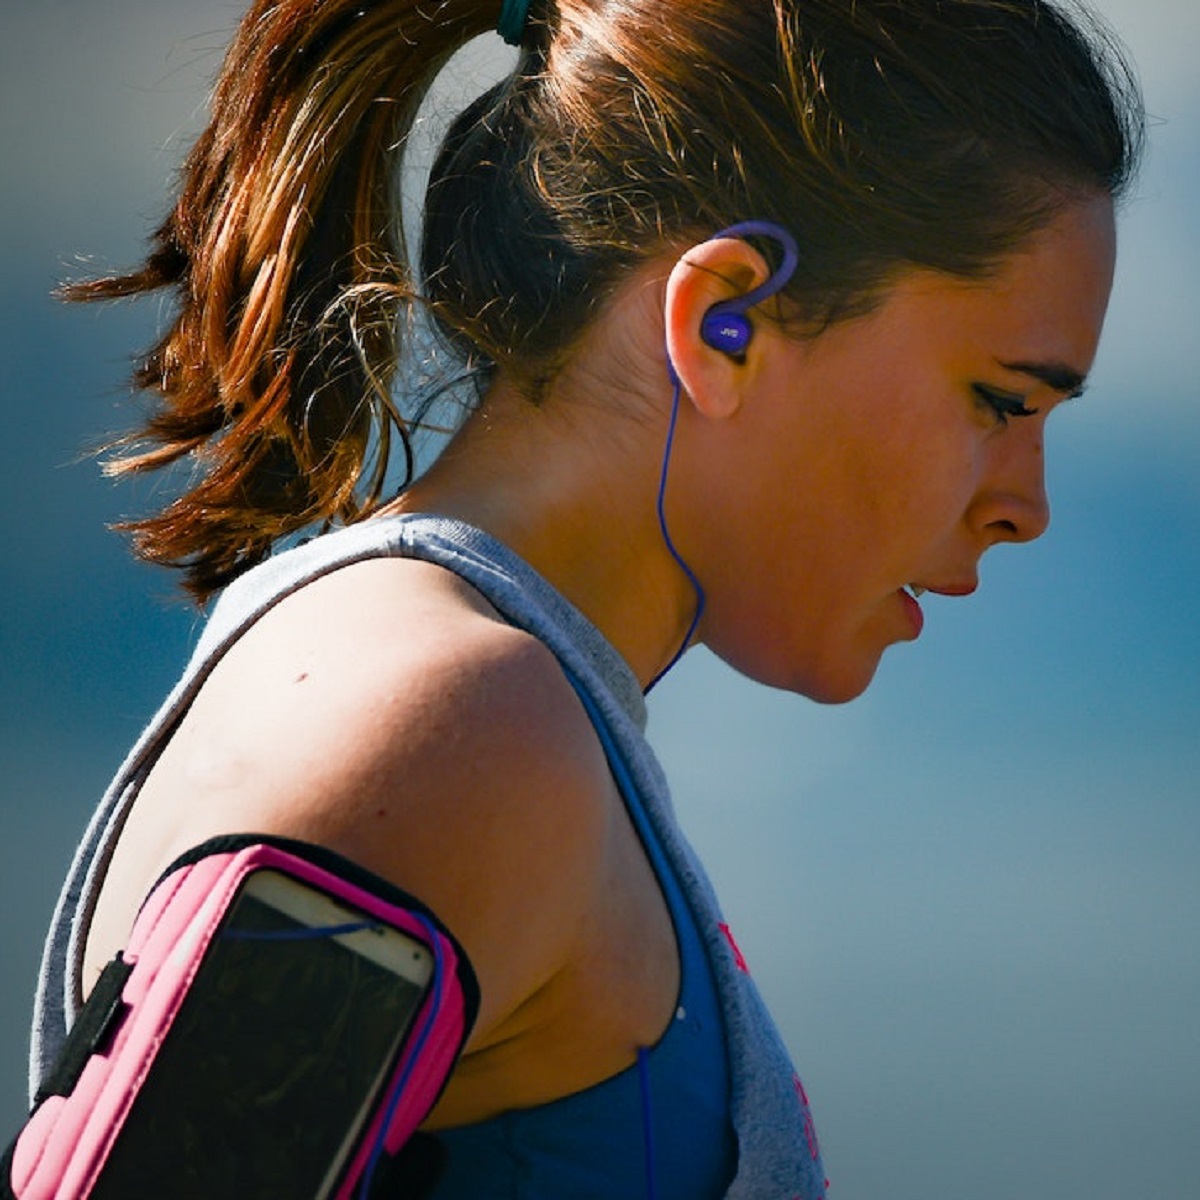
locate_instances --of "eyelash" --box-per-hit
[972,384,1038,426]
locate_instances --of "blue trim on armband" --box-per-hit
[359,912,446,1198]
[222,920,380,941]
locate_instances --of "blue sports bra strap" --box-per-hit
[558,665,647,827]
[558,664,660,1200]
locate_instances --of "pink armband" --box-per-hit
[6,835,479,1199]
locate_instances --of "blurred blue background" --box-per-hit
[1,2,1196,1195]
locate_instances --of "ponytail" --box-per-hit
[70,0,497,601]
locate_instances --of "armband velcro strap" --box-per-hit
[32,956,133,1107]
[8,834,479,1199]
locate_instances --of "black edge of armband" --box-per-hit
[366,1131,448,1200]
[153,833,482,1029]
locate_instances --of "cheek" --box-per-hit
[850,422,978,554]
[685,387,975,693]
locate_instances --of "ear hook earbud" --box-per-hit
[699,221,800,356]
[648,220,800,693]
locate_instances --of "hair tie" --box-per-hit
[497,0,533,45]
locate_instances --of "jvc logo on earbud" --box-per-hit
[701,314,754,356]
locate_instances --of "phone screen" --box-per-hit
[91,871,432,1200]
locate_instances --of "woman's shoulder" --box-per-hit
[207,552,605,796]
[130,554,619,1030]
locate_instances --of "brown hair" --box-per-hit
[71,0,1143,601]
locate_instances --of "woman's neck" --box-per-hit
[390,373,698,689]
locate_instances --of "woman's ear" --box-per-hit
[663,237,775,420]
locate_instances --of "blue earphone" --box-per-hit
[648,220,799,692]
[699,220,800,356]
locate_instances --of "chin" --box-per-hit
[797,671,876,706]
[719,640,883,705]
[807,648,892,704]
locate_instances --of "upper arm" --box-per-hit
[129,558,616,1046]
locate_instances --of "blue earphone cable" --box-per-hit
[646,371,707,693]
[647,219,796,692]
[636,1046,660,1200]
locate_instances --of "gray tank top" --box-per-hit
[30,514,828,1199]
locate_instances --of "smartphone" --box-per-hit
[89,868,434,1200]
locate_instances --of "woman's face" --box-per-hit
[688,195,1118,702]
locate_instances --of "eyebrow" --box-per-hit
[997,359,1088,398]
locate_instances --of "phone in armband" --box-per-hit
[5,836,480,1200]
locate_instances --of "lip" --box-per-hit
[926,581,979,598]
[897,587,924,639]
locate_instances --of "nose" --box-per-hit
[968,432,1052,546]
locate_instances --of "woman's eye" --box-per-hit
[972,383,1038,426]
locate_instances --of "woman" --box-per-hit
[29,0,1142,1196]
